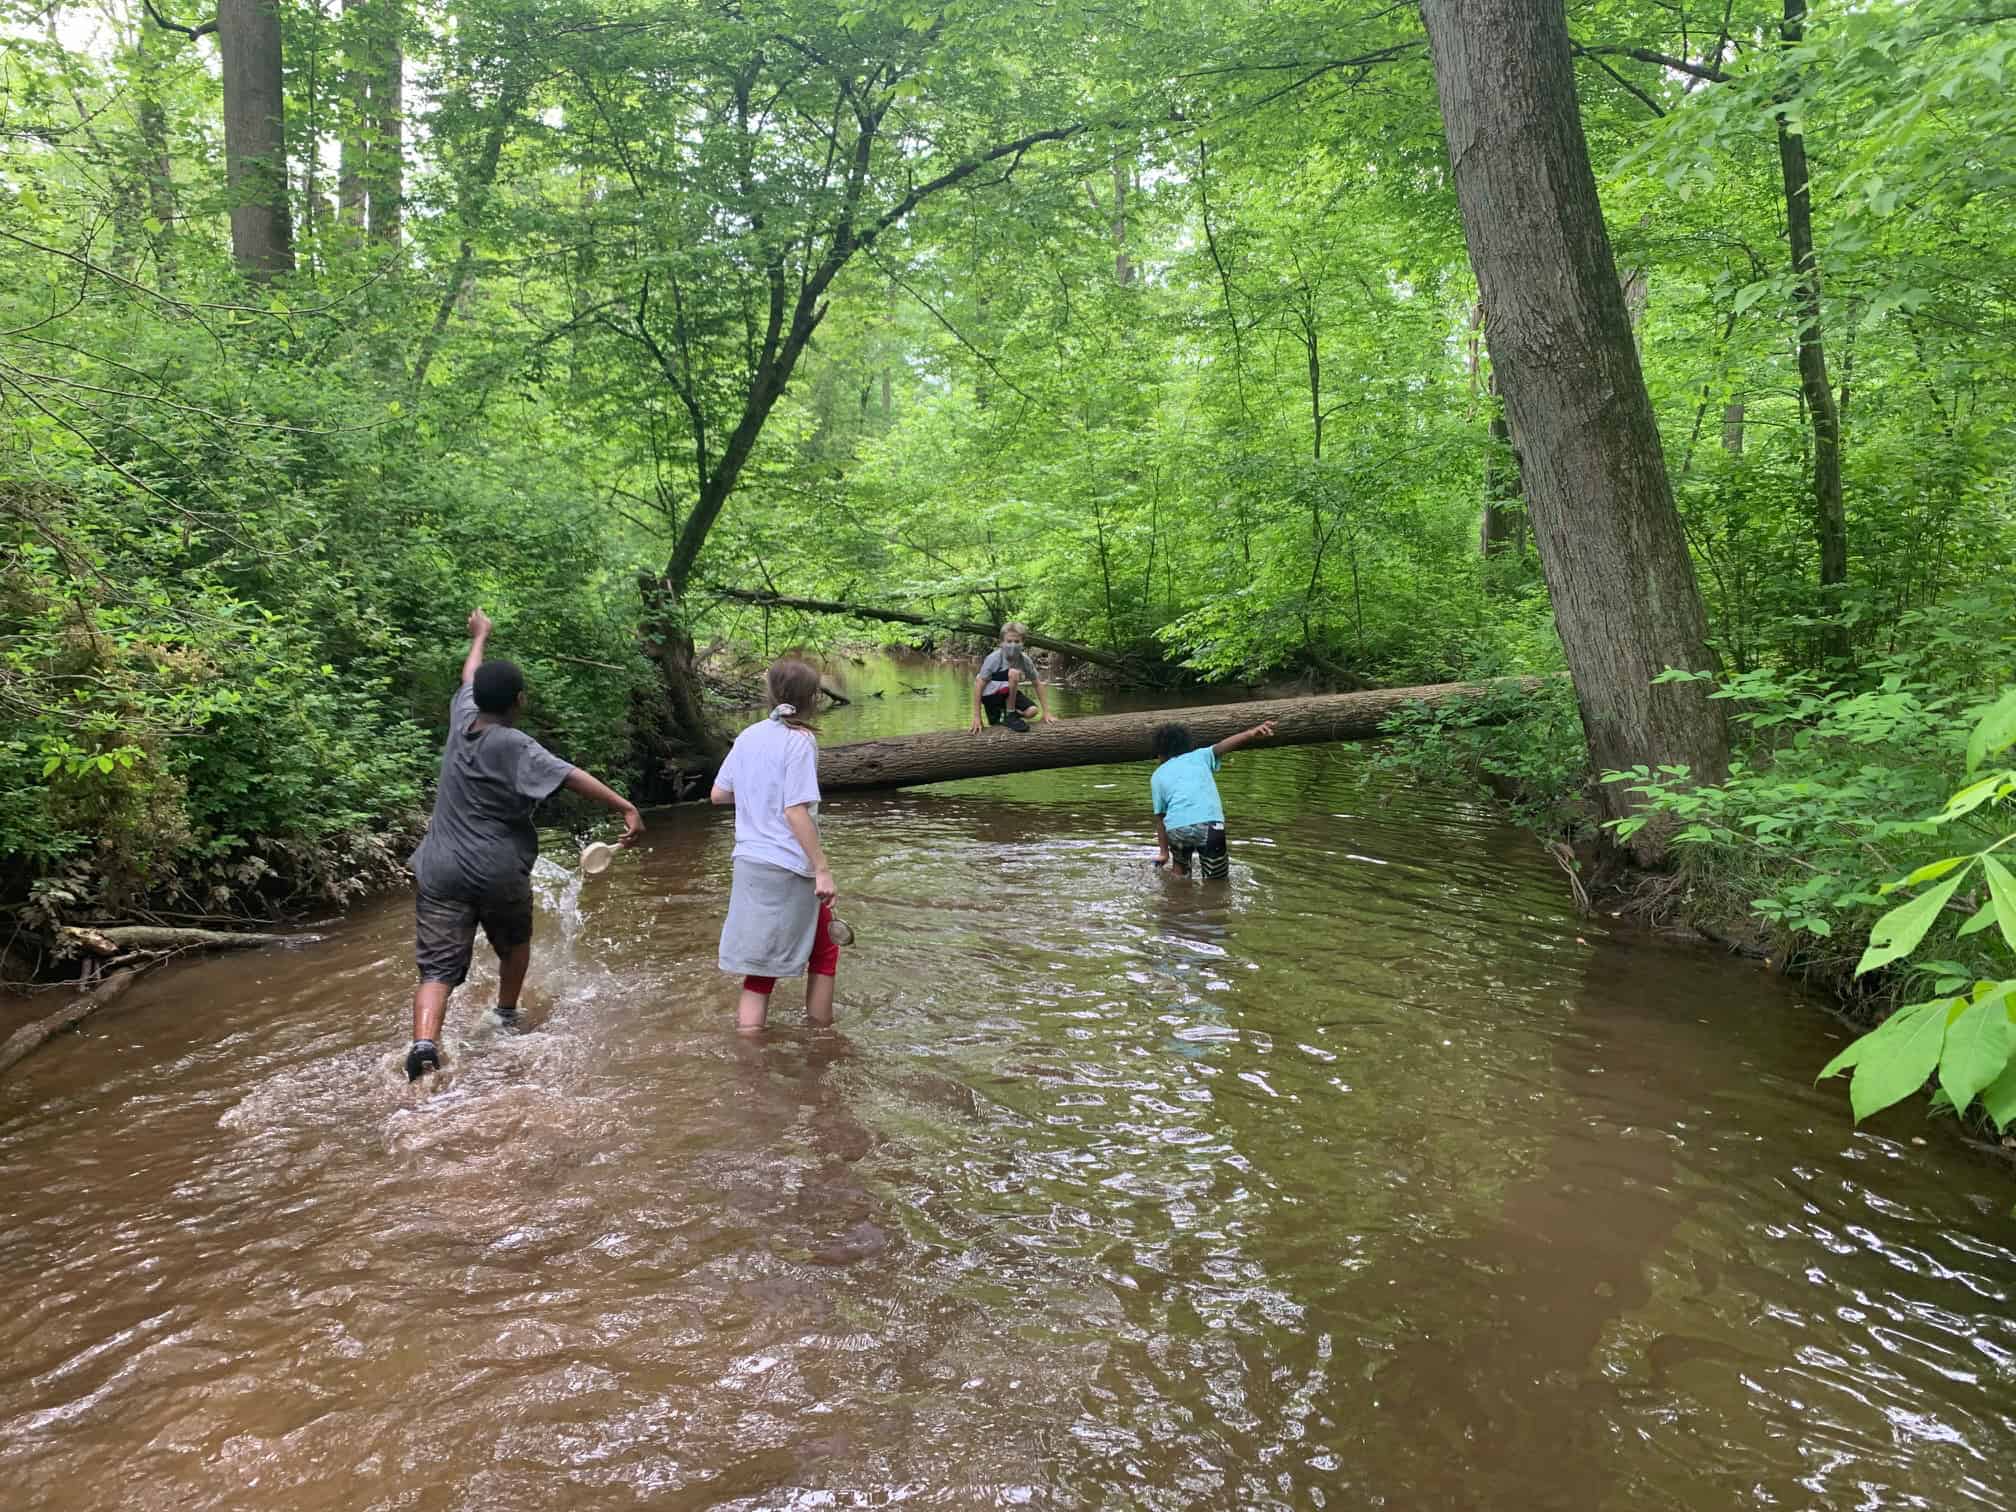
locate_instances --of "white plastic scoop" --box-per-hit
[580,841,617,876]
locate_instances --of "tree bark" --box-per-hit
[60,924,311,954]
[131,25,179,283]
[1480,403,1523,558]
[712,587,1139,671]
[1419,0,1727,858]
[0,971,137,1080]
[410,79,524,392]
[218,0,293,277]
[366,0,403,244]
[337,0,368,237]
[1776,0,1848,662]
[817,681,1542,793]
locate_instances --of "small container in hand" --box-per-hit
[827,915,855,947]
[580,841,617,877]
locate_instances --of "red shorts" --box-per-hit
[742,898,840,995]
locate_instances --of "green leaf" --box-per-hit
[1856,872,1967,975]
[1900,855,1968,888]
[1958,899,1999,937]
[1983,857,2016,956]
[40,756,60,778]
[1849,1001,1949,1121]
[1983,1056,2016,1133]
[1967,688,2016,774]
[1732,279,1771,314]
[1938,990,2014,1113]
[96,754,114,773]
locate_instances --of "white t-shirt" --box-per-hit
[716,716,822,877]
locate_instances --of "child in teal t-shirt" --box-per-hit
[1149,718,1276,879]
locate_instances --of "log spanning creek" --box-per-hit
[3,656,2014,1509]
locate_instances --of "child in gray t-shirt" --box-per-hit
[967,622,1054,733]
[402,610,642,1081]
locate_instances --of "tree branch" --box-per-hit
[140,0,216,41]
[1570,42,1730,83]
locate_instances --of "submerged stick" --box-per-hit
[0,970,138,1080]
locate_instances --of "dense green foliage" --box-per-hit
[3,0,2014,1119]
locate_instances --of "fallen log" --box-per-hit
[0,970,138,1079]
[60,924,316,956]
[816,678,1543,792]
[713,587,1138,672]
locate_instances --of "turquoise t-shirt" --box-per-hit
[1151,747,1224,829]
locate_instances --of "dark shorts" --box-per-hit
[1167,822,1229,880]
[415,887,534,986]
[981,687,1036,724]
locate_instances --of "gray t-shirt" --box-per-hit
[977,646,1040,695]
[408,685,574,899]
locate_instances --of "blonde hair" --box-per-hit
[766,658,822,731]
[1002,621,1028,637]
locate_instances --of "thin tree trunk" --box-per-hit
[1721,398,1744,454]
[132,25,178,284]
[410,80,524,392]
[1776,0,1848,661]
[1481,401,1523,558]
[1420,0,1727,858]
[218,0,293,277]
[816,681,1545,793]
[367,0,403,244]
[337,0,368,237]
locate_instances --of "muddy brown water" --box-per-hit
[4,657,2014,1510]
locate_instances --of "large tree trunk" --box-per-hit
[218,0,292,277]
[713,588,1141,672]
[817,682,1540,793]
[1419,0,1727,859]
[1776,0,1848,663]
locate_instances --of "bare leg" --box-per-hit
[496,941,531,1008]
[807,972,836,1027]
[738,988,770,1033]
[412,981,452,1042]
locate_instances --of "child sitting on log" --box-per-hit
[1150,718,1276,879]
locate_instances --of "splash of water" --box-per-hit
[531,854,585,945]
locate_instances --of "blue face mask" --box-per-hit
[1001,642,1023,658]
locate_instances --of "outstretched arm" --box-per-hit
[1155,813,1170,864]
[460,608,493,685]
[969,675,986,733]
[563,767,645,845]
[1211,719,1277,758]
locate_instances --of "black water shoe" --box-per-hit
[495,1004,520,1030]
[405,1039,441,1080]
[1004,713,1030,732]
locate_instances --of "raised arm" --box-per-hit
[563,766,645,844]
[460,608,493,685]
[1211,719,1277,758]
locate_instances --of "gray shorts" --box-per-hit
[1167,822,1229,880]
[415,887,534,986]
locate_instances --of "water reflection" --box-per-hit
[1,654,2014,1509]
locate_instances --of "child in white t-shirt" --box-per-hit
[710,659,841,1031]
